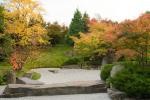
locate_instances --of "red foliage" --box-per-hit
[10,53,22,71]
[89,18,98,24]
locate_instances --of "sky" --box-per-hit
[39,0,150,26]
[1,0,150,25]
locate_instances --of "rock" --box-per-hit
[110,65,124,78]
[107,88,126,100]
[23,72,33,78]
[102,50,115,66]
[102,57,108,66]
[49,69,59,73]
[108,88,149,100]
[16,77,44,85]
[6,71,16,84]
[2,80,107,98]
[0,85,6,96]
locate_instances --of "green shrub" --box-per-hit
[0,71,7,85]
[31,72,41,80]
[64,57,81,65]
[135,67,150,78]
[119,61,150,77]
[110,69,150,98]
[100,64,114,81]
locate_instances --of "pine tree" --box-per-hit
[67,9,84,45]
[82,12,89,33]
[68,9,84,36]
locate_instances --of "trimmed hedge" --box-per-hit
[100,64,114,81]
[110,67,150,98]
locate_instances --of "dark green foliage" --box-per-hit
[67,9,89,45]
[82,12,89,33]
[110,63,150,98]
[64,56,82,65]
[68,9,84,36]
[118,61,150,77]
[0,74,7,85]
[0,34,13,61]
[88,56,103,65]
[100,64,114,81]
[0,70,8,85]
[110,69,150,98]
[46,22,68,45]
[145,11,150,14]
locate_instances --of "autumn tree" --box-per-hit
[72,19,117,65]
[4,0,48,71]
[117,14,150,66]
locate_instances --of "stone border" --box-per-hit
[1,80,107,98]
[107,88,150,100]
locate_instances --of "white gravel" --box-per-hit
[0,69,112,100]
[0,93,111,100]
[31,68,100,84]
[0,86,6,95]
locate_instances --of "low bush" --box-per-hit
[31,72,41,80]
[110,68,150,98]
[119,61,150,77]
[0,71,8,85]
[64,57,81,65]
[100,64,114,81]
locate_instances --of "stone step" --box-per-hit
[1,80,107,98]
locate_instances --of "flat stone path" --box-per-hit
[30,68,100,84]
[0,93,111,100]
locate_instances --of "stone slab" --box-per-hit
[2,80,107,98]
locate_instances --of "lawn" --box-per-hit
[0,62,11,74]
[24,44,72,69]
[0,44,72,76]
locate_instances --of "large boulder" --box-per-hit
[101,49,115,66]
[110,65,124,78]
[6,71,16,84]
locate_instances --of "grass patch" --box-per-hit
[25,44,72,69]
[31,72,41,80]
[0,44,73,77]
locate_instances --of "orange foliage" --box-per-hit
[115,49,138,61]
[72,20,118,58]
[10,52,22,71]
